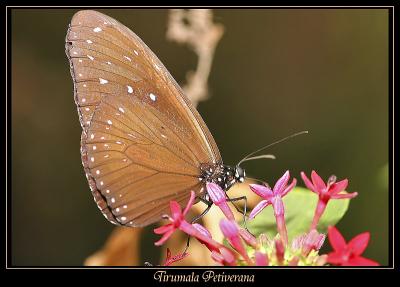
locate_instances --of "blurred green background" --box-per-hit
[11,9,389,266]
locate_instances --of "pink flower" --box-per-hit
[249,171,297,245]
[301,171,358,230]
[154,191,196,246]
[292,229,326,256]
[163,248,189,266]
[326,226,379,266]
[219,219,252,264]
[206,182,235,220]
[154,191,221,251]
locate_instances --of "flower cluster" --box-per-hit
[154,170,379,266]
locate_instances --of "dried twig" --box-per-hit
[167,9,224,107]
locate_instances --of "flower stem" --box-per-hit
[276,214,288,246]
[310,199,327,231]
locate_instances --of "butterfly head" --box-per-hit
[234,166,246,183]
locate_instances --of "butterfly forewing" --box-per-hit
[66,10,221,226]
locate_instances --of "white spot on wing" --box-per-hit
[107,120,112,125]
[87,55,94,61]
[86,40,93,44]
[119,107,125,113]
[149,93,157,101]
[127,86,133,94]
[93,27,102,33]
[134,50,139,56]
[124,55,131,62]
[99,78,108,84]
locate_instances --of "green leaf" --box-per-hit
[247,187,350,240]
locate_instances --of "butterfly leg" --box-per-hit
[225,195,254,236]
[183,197,213,253]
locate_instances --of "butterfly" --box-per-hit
[65,10,250,227]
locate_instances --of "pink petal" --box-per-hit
[249,184,273,199]
[327,251,346,265]
[347,256,379,266]
[280,178,297,197]
[154,228,175,246]
[303,230,326,254]
[248,200,270,219]
[329,179,348,195]
[219,219,239,239]
[170,201,182,220]
[348,232,370,256]
[183,190,196,216]
[216,201,235,221]
[211,251,224,265]
[301,171,318,194]
[219,247,237,266]
[330,193,357,199]
[328,226,347,251]
[220,219,250,262]
[315,233,326,250]
[154,224,173,234]
[255,251,268,266]
[192,223,212,239]
[206,182,226,205]
[238,228,257,248]
[273,170,290,195]
[311,170,326,191]
[180,221,221,251]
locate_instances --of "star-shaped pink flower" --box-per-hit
[301,171,358,230]
[327,226,379,266]
[248,170,296,245]
[154,191,196,246]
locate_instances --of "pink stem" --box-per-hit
[275,214,288,246]
[310,199,328,231]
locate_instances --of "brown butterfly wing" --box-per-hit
[66,10,221,226]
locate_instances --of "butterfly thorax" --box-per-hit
[199,163,245,191]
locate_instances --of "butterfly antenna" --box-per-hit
[237,130,309,166]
